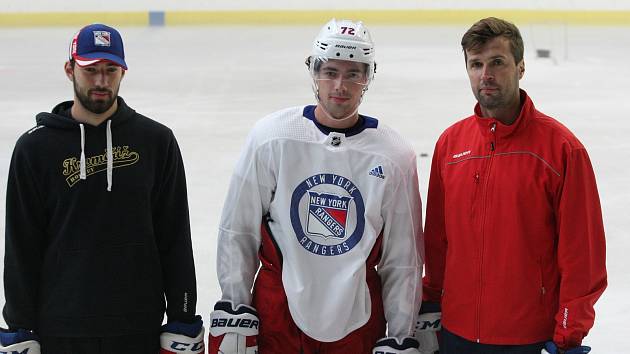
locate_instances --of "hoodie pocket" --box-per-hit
[45,242,163,319]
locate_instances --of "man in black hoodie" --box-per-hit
[0,24,204,354]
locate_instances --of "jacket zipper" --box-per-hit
[471,172,481,219]
[539,258,546,303]
[476,122,496,342]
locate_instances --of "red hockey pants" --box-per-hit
[252,221,386,354]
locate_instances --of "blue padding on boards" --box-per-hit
[149,11,165,26]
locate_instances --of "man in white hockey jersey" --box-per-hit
[208,19,424,354]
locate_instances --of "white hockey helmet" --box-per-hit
[307,19,376,84]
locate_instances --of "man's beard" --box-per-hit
[475,84,506,110]
[477,92,504,110]
[74,80,118,114]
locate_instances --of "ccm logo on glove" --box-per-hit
[417,317,441,331]
[164,340,204,352]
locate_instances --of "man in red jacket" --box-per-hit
[417,17,607,354]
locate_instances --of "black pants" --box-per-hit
[40,332,160,354]
[440,327,546,354]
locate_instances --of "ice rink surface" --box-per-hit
[1,24,628,351]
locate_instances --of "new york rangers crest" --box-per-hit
[93,31,111,46]
[291,174,365,256]
[307,191,353,239]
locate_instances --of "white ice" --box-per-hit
[0,25,628,352]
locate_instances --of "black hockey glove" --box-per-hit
[373,336,421,354]
[542,341,591,354]
[0,328,40,354]
[160,314,205,354]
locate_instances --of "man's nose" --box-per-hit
[332,76,347,90]
[481,65,494,81]
[94,71,110,86]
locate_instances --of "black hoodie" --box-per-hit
[3,97,197,336]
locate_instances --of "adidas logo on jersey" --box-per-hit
[369,165,385,179]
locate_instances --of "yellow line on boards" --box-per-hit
[166,10,630,26]
[0,12,148,27]
[1,10,630,27]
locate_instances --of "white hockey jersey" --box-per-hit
[217,105,423,342]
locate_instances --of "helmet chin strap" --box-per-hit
[312,80,368,126]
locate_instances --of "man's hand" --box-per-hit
[208,300,259,354]
[541,341,591,354]
[160,315,205,354]
[414,302,441,354]
[0,328,41,354]
[373,337,421,354]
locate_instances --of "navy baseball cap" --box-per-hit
[69,24,127,69]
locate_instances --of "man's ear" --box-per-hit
[518,60,525,79]
[64,61,74,82]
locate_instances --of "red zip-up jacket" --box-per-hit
[422,90,607,349]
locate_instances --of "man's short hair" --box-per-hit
[461,17,524,64]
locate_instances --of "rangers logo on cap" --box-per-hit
[93,31,111,47]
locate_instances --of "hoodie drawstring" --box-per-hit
[79,124,87,180]
[78,121,113,191]
[106,120,113,191]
